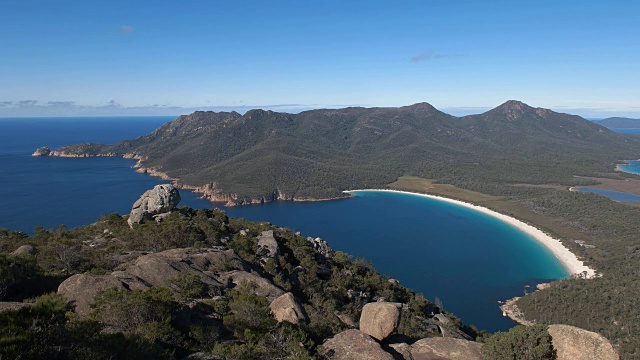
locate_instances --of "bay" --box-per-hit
[619,160,640,176]
[0,116,569,332]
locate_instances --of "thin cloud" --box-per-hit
[1,100,639,118]
[118,25,135,34]
[105,100,123,108]
[17,100,38,107]
[47,101,75,107]
[0,100,359,117]
[411,49,462,62]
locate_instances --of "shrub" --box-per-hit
[481,324,554,360]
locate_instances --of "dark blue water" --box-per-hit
[0,117,213,232]
[575,187,640,202]
[0,117,569,332]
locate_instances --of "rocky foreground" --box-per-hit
[0,185,620,359]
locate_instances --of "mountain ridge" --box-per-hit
[596,117,640,128]
[39,100,640,205]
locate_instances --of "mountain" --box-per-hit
[596,117,640,128]
[45,100,640,204]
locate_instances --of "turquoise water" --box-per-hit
[0,117,569,332]
[619,160,640,176]
[575,187,640,202]
[221,190,568,331]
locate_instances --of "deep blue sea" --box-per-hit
[0,117,569,332]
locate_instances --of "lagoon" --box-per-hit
[0,117,569,332]
[574,187,640,203]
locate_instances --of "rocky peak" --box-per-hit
[404,102,438,112]
[490,100,537,120]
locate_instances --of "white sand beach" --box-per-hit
[344,189,596,278]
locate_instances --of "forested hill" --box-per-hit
[596,117,640,128]
[49,100,640,203]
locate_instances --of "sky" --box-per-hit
[1,0,639,118]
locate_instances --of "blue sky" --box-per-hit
[1,0,638,117]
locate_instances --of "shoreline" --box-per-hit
[41,149,597,278]
[616,160,640,175]
[131,160,350,206]
[345,189,597,279]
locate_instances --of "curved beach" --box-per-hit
[345,189,596,279]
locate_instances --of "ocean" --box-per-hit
[0,116,569,332]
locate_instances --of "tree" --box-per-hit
[481,324,554,360]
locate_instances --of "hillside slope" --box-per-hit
[597,117,640,128]
[49,101,640,203]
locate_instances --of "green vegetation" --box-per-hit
[52,101,640,202]
[0,208,473,359]
[481,325,554,360]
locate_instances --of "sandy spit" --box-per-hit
[344,189,596,278]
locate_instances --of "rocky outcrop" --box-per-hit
[219,270,285,301]
[9,244,36,257]
[256,230,279,261]
[548,324,619,360]
[57,274,140,316]
[307,236,334,259]
[57,247,264,315]
[127,184,181,227]
[359,302,402,341]
[321,329,395,360]
[32,146,51,156]
[321,328,481,360]
[269,292,308,325]
[388,342,412,359]
[500,296,534,326]
[409,337,483,360]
